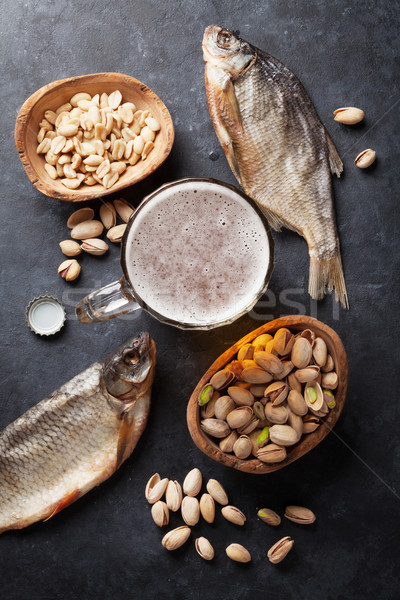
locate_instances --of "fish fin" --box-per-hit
[259,206,284,232]
[326,133,343,178]
[116,412,133,469]
[43,490,81,521]
[309,251,349,309]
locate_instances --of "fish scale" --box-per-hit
[203,26,348,308]
[0,334,156,534]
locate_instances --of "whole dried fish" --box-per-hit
[0,333,156,534]
[203,26,348,308]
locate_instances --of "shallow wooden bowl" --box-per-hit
[14,72,174,202]
[187,316,348,474]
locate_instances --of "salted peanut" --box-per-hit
[45,150,58,165]
[87,106,102,125]
[108,90,122,109]
[122,128,136,142]
[77,99,92,111]
[333,106,364,124]
[56,102,72,114]
[226,543,251,563]
[221,505,246,526]
[39,117,53,130]
[83,154,103,166]
[59,240,81,257]
[100,92,109,108]
[45,130,56,140]
[84,175,96,185]
[37,127,47,144]
[165,480,183,512]
[37,138,52,154]
[58,123,79,137]
[124,139,135,159]
[111,162,127,175]
[206,479,228,505]
[70,107,83,118]
[139,110,151,127]
[70,153,81,170]
[195,537,214,561]
[103,170,119,189]
[145,116,161,131]
[44,163,58,179]
[62,139,74,153]
[70,92,91,107]
[120,104,134,124]
[268,536,294,564]
[107,224,127,243]
[162,526,190,551]
[44,109,57,124]
[96,158,111,179]
[63,164,77,179]
[61,177,83,189]
[111,139,125,161]
[128,152,141,166]
[142,141,154,160]
[58,259,81,281]
[56,163,64,177]
[140,126,155,143]
[354,148,376,169]
[94,123,107,141]
[133,135,144,155]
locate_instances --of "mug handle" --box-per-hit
[75,276,141,323]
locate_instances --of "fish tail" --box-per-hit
[309,250,349,309]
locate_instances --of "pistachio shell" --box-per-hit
[264,402,288,425]
[287,411,303,440]
[254,351,284,376]
[252,333,273,348]
[199,493,215,523]
[161,526,191,551]
[80,238,109,256]
[151,501,169,527]
[232,435,252,459]
[145,474,169,504]
[67,207,95,228]
[210,368,235,390]
[237,343,254,362]
[227,386,255,406]
[237,416,260,435]
[302,414,320,434]
[99,202,117,229]
[107,223,127,243]
[181,496,200,526]
[291,337,312,369]
[241,366,274,384]
[183,468,202,497]
[226,543,251,563]
[321,354,335,372]
[200,391,218,418]
[71,219,103,240]
[195,537,214,560]
[200,418,231,438]
[312,337,328,367]
[206,479,228,505]
[214,395,236,420]
[264,381,289,406]
[250,384,267,398]
[273,328,295,355]
[333,106,364,124]
[304,381,324,411]
[198,383,214,406]
[285,505,316,525]
[257,443,287,463]
[221,505,246,526]
[267,536,294,564]
[288,372,302,393]
[57,259,81,281]
[165,480,183,512]
[269,424,299,447]
[295,365,320,383]
[257,508,281,526]
[219,430,239,453]
[113,198,135,223]
[226,406,253,429]
[59,240,82,257]
[321,371,338,389]
[287,389,308,416]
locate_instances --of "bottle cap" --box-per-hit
[26,296,66,336]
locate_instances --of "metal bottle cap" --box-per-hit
[26,296,66,336]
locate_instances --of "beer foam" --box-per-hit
[125,180,270,326]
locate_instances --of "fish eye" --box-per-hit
[123,349,140,365]
[217,30,232,48]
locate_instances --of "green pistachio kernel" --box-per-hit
[323,389,336,409]
[198,384,214,406]
[306,387,317,404]
[257,426,270,444]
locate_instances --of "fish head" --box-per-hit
[202,25,254,75]
[103,333,156,401]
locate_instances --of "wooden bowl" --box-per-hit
[187,316,348,474]
[14,72,174,202]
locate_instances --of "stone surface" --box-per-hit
[1,1,399,598]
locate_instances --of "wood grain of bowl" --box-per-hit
[187,316,348,474]
[14,72,174,202]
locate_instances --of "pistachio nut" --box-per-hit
[321,354,334,373]
[227,386,255,406]
[257,443,287,463]
[302,414,320,434]
[199,493,215,523]
[264,339,275,354]
[273,328,295,356]
[311,400,329,417]
[295,365,320,383]
[323,389,336,409]
[219,430,239,453]
[113,198,135,223]
[67,207,95,228]
[200,391,218,419]
[226,543,251,563]
[210,368,235,390]
[269,424,299,447]
[145,473,169,504]
[151,500,169,527]
[250,384,267,398]
[287,412,303,440]
[58,259,81,281]
[165,480,183,512]
[256,426,270,446]
[248,430,263,456]
[59,240,82,257]
[252,333,273,348]
[181,496,200,526]
[254,351,284,377]
[71,219,104,240]
[321,371,338,390]
[241,366,274,384]
[226,406,253,430]
[80,238,109,256]
[214,395,236,420]
[288,372,302,393]
[99,201,117,229]
[257,508,281,526]
[280,360,294,378]
[107,223,127,243]
[227,359,243,379]
[183,468,202,497]
[304,381,324,411]
[298,328,315,345]
[264,381,289,406]
[287,389,308,416]
[312,337,328,367]
[237,416,260,435]
[285,505,316,525]
[198,383,214,406]
[237,343,254,362]
[195,537,214,561]
[161,526,191,551]
[206,478,228,505]
[291,337,312,369]
[233,435,252,459]
[267,536,294,564]
[264,402,288,425]
[333,106,364,124]
[221,505,246,526]
[253,401,266,420]
[200,418,231,438]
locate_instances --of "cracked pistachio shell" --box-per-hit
[267,536,294,564]
[107,223,127,243]
[254,351,284,376]
[199,493,215,523]
[287,412,303,440]
[214,395,235,420]
[181,496,200,526]
[145,473,169,504]
[237,343,254,362]
[257,508,281,526]
[99,202,117,229]
[269,424,299,447]
[287,389,308,416]
[264,381,289,406]
[162,526,191,551]
[312,337,328,367]
[59,240,81,257]
[200,391,218,419]
[209,368,235,390]
[113,198,135,223]
[200,418,231,438]
[80,238,109,256]
[241,366,273,384]
[219,430,238,453]
[195,537,214,560]
[206,478,228,505]
[198,383,214,406]
[291,337,312,368]
[233,435,252,459]
[67,207,94,228]
[321,371,338,390]
[183,468,202,497]
[295,365,320,383]
[333,106,364,124]
[226,543,251,563]
[251,333,273,348]
[264,402,288,425]
[58,259,81,281]
[323,389,336,409]
[302,414,320,434]
[354,148,376,168]
[226,406,253,429]
[165,480,183,512]
[221,505,246,526]
[285,505,316,525]
[151,501,169,527]
[227,386,254,406]
[257,443,287,464]
[304,381,324,411]
[70,220,103,240]
[273,328,295,355]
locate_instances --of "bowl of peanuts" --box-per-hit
[14,72,175,202]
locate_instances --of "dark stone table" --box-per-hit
[1,1,399,598]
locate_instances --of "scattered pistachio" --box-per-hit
[80,238,109,256]
[67,207,95,228]
[206,479,228,505]
[151,501,169,527]
[195,537,214,561]
[333,106,364,124]
[198,383,214,406]
[199,493,215,523]
[354,148,376,169]
[284,505,316,525]
[107,223,127,243]
[181,496,200,526]
[161,526,191,551]
[165,480,183,512]
[257,508,281,526]
[267,536,294,564]
[182,468,202,497]
[59,240,81,257]
[57,259,81,281]
[221,505,246,526]
[226,543,251,563]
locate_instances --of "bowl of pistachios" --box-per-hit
[14,72,174,202]
[187,315,348,474]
